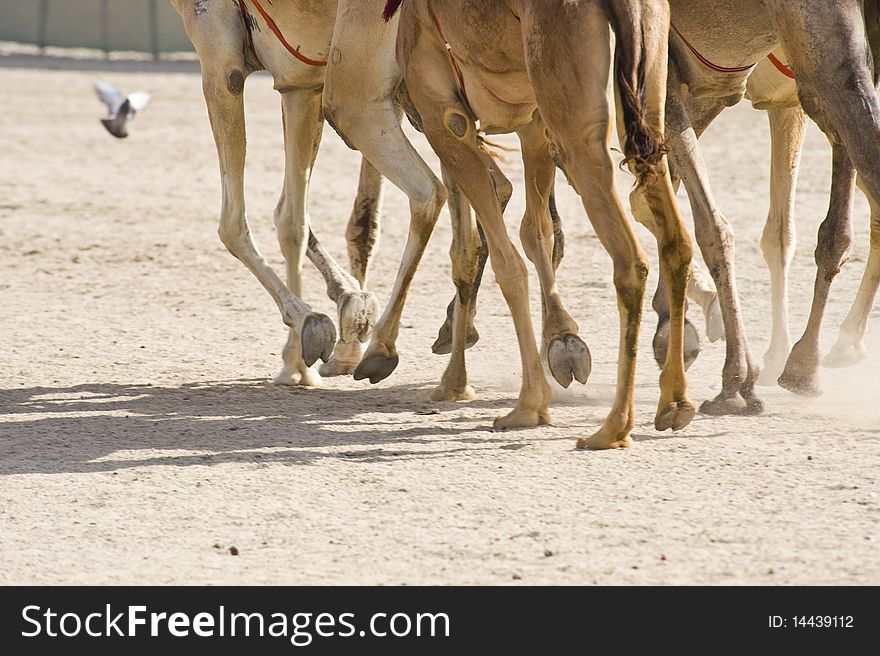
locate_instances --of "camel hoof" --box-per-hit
[704,297,725,342]
[547,334,592,388]
[430,384,475,402]
[353,351,399,384]
[576,431,633,450]
[654,400,696,432]
[492,407,550,430]
[652,319,700,371]
[318,356,358,377]
[777,367,821,397]
[757,352,789,387]
[338,291,380,344]
[822,341,868,369]
[699,393,764,416]
[300,313,336,367]
[274,366,321,387]
[431,319,480,355]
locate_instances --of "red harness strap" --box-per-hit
[239,0,328,68]
[428,2,472,111]
[767,52,796,78]
[670,21,756,75]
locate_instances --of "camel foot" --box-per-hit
[704,297,725,343]
[337,291,381,344]
[757,350,790,387]
[777,362,821,397]
[430,384,475,402]
[274,365,321,387]
[822,340,868,369]
[319,340,364,377]
[654,399,696,432]
[300,313,336,367]
[653,319,700,371]
[492,407,550,430]
[576,429,633,450]
[699,392,764,416]
[431,319,480,355]
[546,334,591,388]
[353,350,399,384]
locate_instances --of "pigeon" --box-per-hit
[94,81,152,138]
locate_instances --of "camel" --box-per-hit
[173,0,588,398]
[745,50,880,392]
[390,0,697,448]
[620,0,880,410]
[173,0,379,386]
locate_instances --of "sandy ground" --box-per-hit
[0,53,878,586]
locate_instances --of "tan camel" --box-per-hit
[390,0,697,448]
[623,0,880,411]
[172,0,382,386]
[746,50,880,391]
[174,0,589,398]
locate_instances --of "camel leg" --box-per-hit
[345,157,384,288]
[431,178,488,356]
[183,17,335,384]
[432,192,561,357]
[778,143,855,395]
[518,119,591,388]
[429,165,483,401]
[324,5,446,384]
[522,1,690,448]
[757,103,807,385]
[630,170,716,371]
[663,81,762,416]
[824,178,880,367]
[272,90,379,384]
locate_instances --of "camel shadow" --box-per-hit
[0,379,550,476]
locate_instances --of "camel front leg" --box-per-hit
[202,73,335,383]
[758,103,807,385]
[517,119,591,388]
[274,89,379,384]
[779,143,855,395]
[824,177,880,367]
[324,3,446,384]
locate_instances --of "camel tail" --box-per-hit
[605,0,666,188]
[383,0,404,22]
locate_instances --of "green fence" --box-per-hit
[0,0,193,57]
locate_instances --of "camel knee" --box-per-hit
[218,214,247,256]
[760,213,796,267]
[274,202,307,255]
[322,102,358,151]
[815,219,853,281]
[694,211,735,266]
[613,258,649,314]
[490,249,528,293]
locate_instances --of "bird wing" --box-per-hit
[95,81,125,114]
[126,91,152,114]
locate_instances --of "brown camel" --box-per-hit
[390,0,697,448]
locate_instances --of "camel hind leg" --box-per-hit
[757,103,807,385]
[824,178,880,367]
[517,118,591,388]
[778,143,856,395]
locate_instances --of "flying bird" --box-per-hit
[94,81,152,138]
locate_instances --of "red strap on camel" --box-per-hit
[238,0,328,68]
[767,52,796,78]
[670,21,756,75]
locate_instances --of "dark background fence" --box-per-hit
[0,0,193,57]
